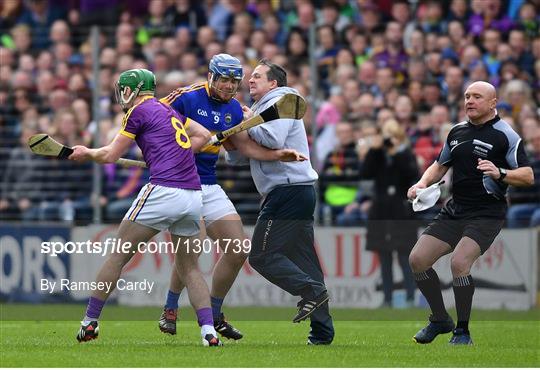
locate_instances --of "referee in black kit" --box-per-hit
[407,81,534,345]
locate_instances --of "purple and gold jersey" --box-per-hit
[161,82,243,185]
[119,96,201,190]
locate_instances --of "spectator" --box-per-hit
[430,105,451,129]
[314,94,348,164]
[0,124,45,221]
[350,92,375,121]
[285,27,308,66]
[261,13,287,47]
[18,0,66,50]
[507,127,540,227]
[390,0,412,30]
[0,0,31,30]
[166,0,206,36]
[373,67,395,106]
[246,28,267,63]
[316,24,341,89]
[446,0,470,24]
[350,32,370,66]
[320,121,362,223]
[286,1,316,34]
[49,19,71,46]
[10,24,32,54]
[460,44,482,71]
[406,57,426,83]
[335,122,380,227]
[508,29,535,78]
[341,79,361,109]
[74,0,120,34]
[394,95,415,132]
[137,0,174,44]
[407,80,424,110]
[357,60,377,93]
[418,1,446,35]
[516,2,538,39]
[443,66,465,112]
[174,27,192,55]
[468,0,513,37]
[481,28,502,80]
[411,113,441,173]
[372,21,408,82]
[501,79,536,122]
[232,12,254,44]
[468,59,490,85]
[425,51,443,83]
[46,108,92,222]
[362,119,419,308]
[225,33,246,60]
[66,70,88,101]
[116,22,137,56]
[335,47,355,68]
[318,0,350,32]
[250,0,273,29]
[407,30,425,59]
[376,108,396,129]
[357,3,381,34]
[422,80,443,111]
[447,20,469,55]
[205,0,231,41]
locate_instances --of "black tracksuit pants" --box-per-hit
[249,185,334,343]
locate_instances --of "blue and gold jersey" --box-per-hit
[161,82,243,184]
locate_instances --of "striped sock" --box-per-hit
[414,268,449,321]
[453,275,474,333]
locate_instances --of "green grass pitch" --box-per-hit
[1,304,539,367]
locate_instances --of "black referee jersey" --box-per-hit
[437,115,530,206]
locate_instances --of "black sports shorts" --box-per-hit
[422,198,506,254]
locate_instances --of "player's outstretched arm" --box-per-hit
[228,131,306,162]
[407,161,449,200]
[69,134,133,164]
[185,119,211,152]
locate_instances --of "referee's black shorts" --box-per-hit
[422,198,506,254]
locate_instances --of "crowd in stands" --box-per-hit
[0,0,538,227]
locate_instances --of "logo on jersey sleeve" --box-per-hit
[197,109,208,117]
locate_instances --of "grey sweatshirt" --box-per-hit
[239,87,318,196]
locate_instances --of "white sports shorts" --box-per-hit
[201,184,238,225]
[124,183,202,236]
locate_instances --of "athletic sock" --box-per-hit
[453,275,474,333]
[414,268,449,321]
[196,307,214,327]
[165,290,181,310]
[83,296,105,324]
[201,324,217,337]
[211,296,224,321]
